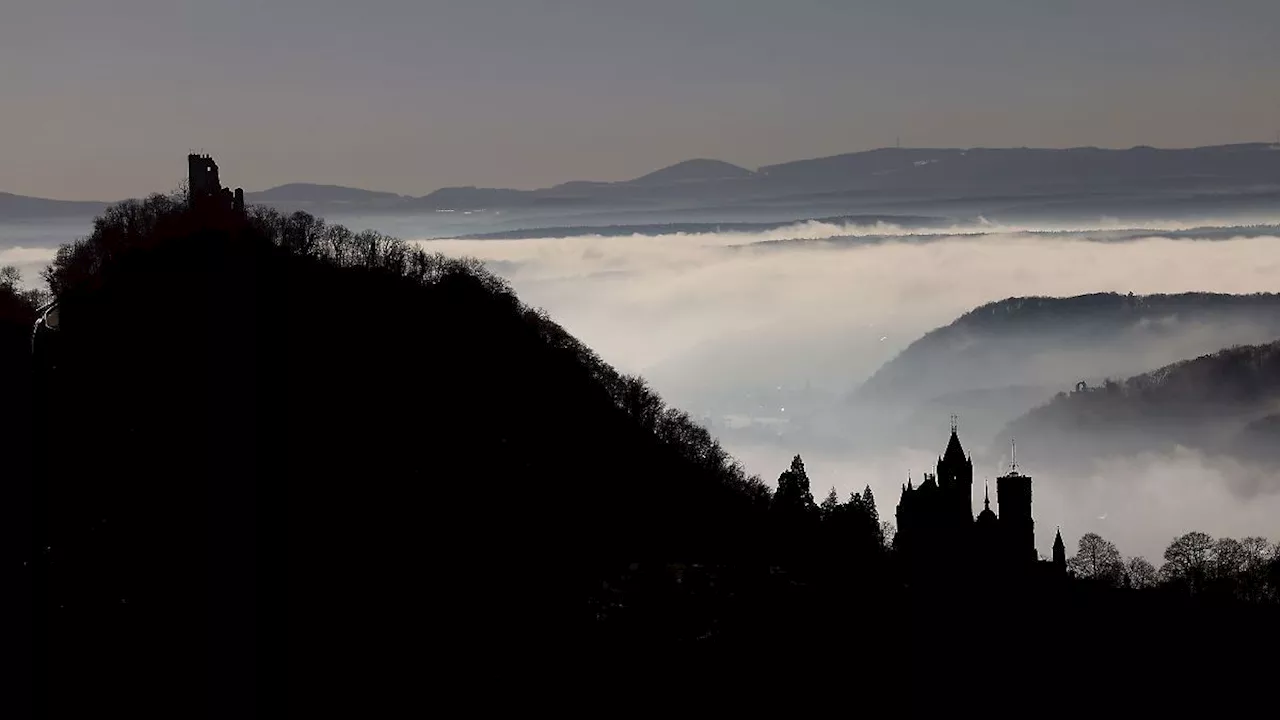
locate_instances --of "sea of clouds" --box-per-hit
[7,213,1280,560]
[419,218,1280,560]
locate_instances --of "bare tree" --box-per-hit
[1212,537,1249,579]
[1240,536,1274,567]
[1233,537,1275,601]
[1068,532,1124,585]
[0,265,20,290]
[1161,531,1215,592]
[1124,557,1158,589]
[879,521,896,551]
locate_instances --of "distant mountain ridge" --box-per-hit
[406,143,1280,211]
[244,183,404,203]
[627,159,755,186]
[0,192,107,219]
[8,143,1280,218]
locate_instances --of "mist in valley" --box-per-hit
[417,216,1280,560]
[6,210,1280,560]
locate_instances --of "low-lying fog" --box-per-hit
[6,212,1280,560]
[421,217,1280,561]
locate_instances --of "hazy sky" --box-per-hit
[3,0,1279,199]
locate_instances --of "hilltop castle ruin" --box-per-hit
[188,153,244,214]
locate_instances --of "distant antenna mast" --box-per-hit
[1010,438,1018,474]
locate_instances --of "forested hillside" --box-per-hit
[29,194,778,714]
[852,292,1280,449]
[996,341,1280,475]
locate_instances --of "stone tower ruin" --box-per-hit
[187,153,244,214]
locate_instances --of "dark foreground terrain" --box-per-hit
[7,196,1278,715]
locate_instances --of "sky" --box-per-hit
[2,0,1279,200]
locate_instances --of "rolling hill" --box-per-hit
[626,158,755,185]
[994,340,1280,478]
[28,194,775,713]
[244,183,404,203]
[0,191,106,219]
[851,292,1280,450]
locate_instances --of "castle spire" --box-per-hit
[983,480,990,511]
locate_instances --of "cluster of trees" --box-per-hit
[1068,531,1280,602]
[1,265,48,309]
[768,454,890,569]
[40,193,774,519]
[1004,338,1280,475]
[32,191,787,689]
[1,264,49,373]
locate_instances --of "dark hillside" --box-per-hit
[0,268,43,719]
[30,197,771,714]
[21,195,1280,715]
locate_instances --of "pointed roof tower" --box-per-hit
[977,480,997,524]
[942,415,967,466]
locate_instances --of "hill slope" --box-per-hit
[627,158,756,185]
[244,182,403,203]
[994,340,1280,478]
[851,292,1280,450]
[0,191,106,218]
[29,196,772,714]
[759,143,1280,193]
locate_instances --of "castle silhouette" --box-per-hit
[188,153,244,214]
[895,419,1067,576]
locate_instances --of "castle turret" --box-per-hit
[996,441,1035,564]
[977,482,997,525]
[187,153,244,214]
[188,153,222,207]
[937,416,974,522]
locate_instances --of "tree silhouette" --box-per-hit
[879,521,896,551]
[1068,532,1124,585]
[1212,538,1249,578]
[861,486,879,527]
[1237,537,1277,602]
[1124,557,1158,589]
[820,487,840,518]
[773,455,815,515]
[0,265,47,309]
[1161,531,1215,592]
